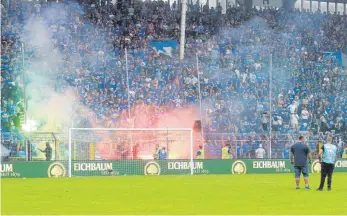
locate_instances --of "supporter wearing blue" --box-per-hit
[248,116,257,131]
[290,136,312,189]
[293,84,301,95]
[310,141,316,152]
[1,108,10,132]
[210,120,218,132]
[282,143,290,159]
[242,116,250,133]
[158,147,167,160]
[242,142,251,158]
[7,100,17,116]
[299,122,309,132]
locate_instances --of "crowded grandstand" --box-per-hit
[1,0,347,160]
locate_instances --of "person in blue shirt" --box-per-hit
[1,109,10,132]
[283,143,290,159]
[158,147,167,160]
[317,136,338,191]
[242,142,251,158]
[290,136,312,189]
[7,100,17,116]
[299,122,308,132]
[293,84,301,95]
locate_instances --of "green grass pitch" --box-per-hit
[1,173,346,215]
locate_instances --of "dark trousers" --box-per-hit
[262,123,267,131]
[318,162,335,189]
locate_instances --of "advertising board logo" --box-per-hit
[231,160,247,174]
[335,160,347,168]
[144,161,161,175]
[311,160,321,173]
[48,162,66,177]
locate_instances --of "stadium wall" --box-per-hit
[1,160,347,178]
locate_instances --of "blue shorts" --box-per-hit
[294,166,309,178]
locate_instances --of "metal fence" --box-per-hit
[1,131,346,161]
[204,132,346,159]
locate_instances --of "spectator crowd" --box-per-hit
[1,0,347,159]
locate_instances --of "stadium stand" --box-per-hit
[1,0,347,159]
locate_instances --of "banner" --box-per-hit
[1,161,67,178]
[2,160,347,178]
[149,40,178,57]
[71,159,347,176]
[230,160,293,174]
[72,161,147,176]
[322,51,342,66]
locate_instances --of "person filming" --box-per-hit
[39,142,52,161]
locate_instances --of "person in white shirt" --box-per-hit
[34,3,41,16]
[288,101,297,114]
[261,112,269,132]
[175,97,182,108]
[301,107,310,123]
[288,101,299,131]
[191,75,198,86]
[184,76,192,85]
[335,114,343,132]
[256,144,266,159]
[291,114,299,131]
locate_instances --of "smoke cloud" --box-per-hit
[20,2,103,132]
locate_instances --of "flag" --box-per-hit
[149,40,178,57]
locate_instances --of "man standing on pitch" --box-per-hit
[317,136,338,191]
[290,136,312,189]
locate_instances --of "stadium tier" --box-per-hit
[2,1,347,215]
